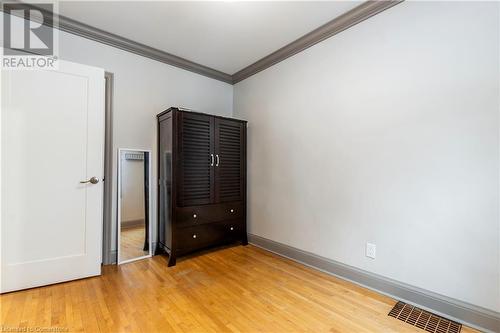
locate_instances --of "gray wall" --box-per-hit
[56,27,233,255]
[234,1,500,312]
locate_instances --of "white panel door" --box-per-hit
[1,60,105,292]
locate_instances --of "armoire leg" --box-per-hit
[242,234,248,246]
[153,243,163,255]
[167,252,177,267]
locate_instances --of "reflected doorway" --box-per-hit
[117,149,152,264]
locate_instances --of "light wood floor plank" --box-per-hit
[0,245,479,333]
[120,226,148,262]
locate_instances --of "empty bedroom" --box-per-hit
[1,1,499,332]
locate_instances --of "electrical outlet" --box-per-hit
[366,242,376,259]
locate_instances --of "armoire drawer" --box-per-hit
[175,220,244,252]
[175,202,244,228]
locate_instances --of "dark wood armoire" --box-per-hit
[156,107,247,266]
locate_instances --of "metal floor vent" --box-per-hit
[388,301,462,333]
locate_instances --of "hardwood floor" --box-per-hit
[120,226,148,261]
[0,245,478,333]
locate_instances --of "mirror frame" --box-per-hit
[117,148,153,264]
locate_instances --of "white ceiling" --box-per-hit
[58,1,360,74]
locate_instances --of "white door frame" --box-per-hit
[117,148,153,265]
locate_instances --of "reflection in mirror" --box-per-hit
[119,150,151,263]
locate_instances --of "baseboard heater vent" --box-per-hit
[388,301,462,333]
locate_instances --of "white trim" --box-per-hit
[119,255,151,265]
[117,148,153,265]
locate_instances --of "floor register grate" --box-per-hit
[388,301,462,333]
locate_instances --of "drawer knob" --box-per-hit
[230,209,234,213]
[193,214,197,218]
[192,234,197,239]
[230,227,234,231]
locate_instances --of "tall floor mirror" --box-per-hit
[117,149,152,264]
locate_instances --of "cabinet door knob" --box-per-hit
[230,209,234,213]
[193,214,197,218]
[230,227,234,231]
[192,234,197,239]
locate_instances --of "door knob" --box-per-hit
[80,176,99,184]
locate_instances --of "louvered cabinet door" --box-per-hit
[178,112,215,206]
[215,118,245,203]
